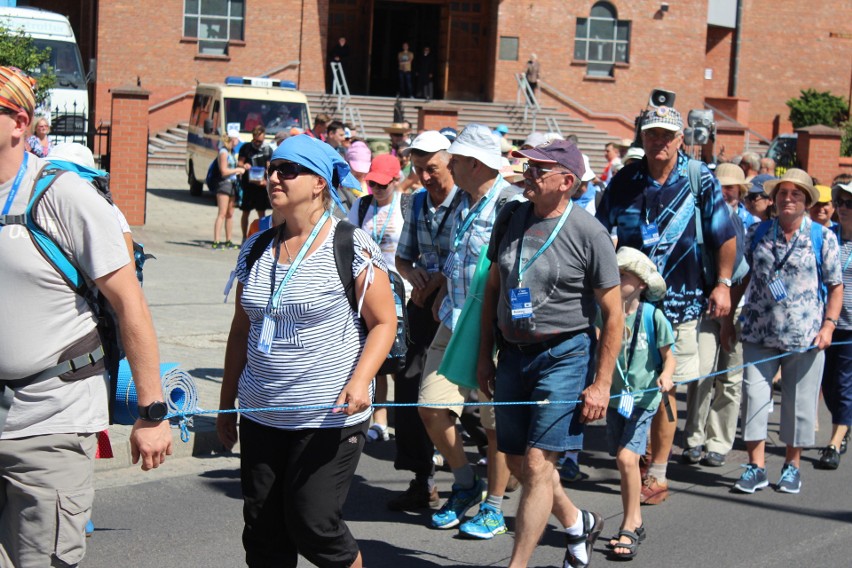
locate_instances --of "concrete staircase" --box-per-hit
[147,94,621,173]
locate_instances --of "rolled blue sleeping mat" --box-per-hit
[113,360,198,425]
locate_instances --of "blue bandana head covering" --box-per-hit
[271,135,360,212]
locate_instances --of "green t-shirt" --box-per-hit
[597,304,674,411]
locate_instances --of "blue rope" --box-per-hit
[167,340,850,441]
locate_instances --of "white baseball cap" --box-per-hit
[402,130,451,156]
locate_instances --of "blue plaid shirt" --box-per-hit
[397,186,462,268]
[439,177,522,330]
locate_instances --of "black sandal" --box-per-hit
[606,524,646,549]
[563,510,604,568]
[609,529,642,561]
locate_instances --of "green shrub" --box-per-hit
[786,89,849,130]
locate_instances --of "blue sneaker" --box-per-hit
[458,503,507,539]
[776,462,802,494]
[733,463,768,493]
[431,477,486,529]
[559,457,584,483]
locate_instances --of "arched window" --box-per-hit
[574,2,631,77]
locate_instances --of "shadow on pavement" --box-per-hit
[359,537,489,567]
[199,467,242,500]
[148,187,216,205]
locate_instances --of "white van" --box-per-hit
[186,76,313,195]
[0,7,89,142]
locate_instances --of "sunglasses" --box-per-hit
[522,162,569,177]
[267,162,314,180]
[745,193,769,202]
[368,180,391,190]
[834,198,852,209]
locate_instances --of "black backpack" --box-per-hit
[245,221,408,375]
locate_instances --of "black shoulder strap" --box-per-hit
[334,221,359,314]
[492,199,524,250]
[357,195,374,227]
[245,226,280,274]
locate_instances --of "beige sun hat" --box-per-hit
[616,247,667,302]
[763,168,819,204]
[714,163,750,191]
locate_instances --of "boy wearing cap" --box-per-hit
[597,105,738,505]
[0,66,171,566]
[480,139,622,567]
[603,247,674,560]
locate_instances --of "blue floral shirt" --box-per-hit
[741,217,842,350]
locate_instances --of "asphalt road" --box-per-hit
[81,170,852,567]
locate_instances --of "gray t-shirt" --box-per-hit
[488,201,620,343]
[0,155,129,438]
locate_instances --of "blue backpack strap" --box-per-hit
[412,188,427,223]
[687,159,704,246]
[748,220,773,254]
[811,220,825,303]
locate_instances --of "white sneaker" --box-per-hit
[367,423,389,442]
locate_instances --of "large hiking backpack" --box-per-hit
[245,220,408,375]
[0,162,152,427]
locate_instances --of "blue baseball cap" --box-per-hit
[494,124,509,135]
[748,173,777,195]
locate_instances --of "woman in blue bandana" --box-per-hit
[217,135,397,567]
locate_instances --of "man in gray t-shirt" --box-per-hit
[0,67,172,567]
[478,140,622,567]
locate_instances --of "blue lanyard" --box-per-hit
[842,239,852,273]
[517,200,574,285]
[452,176,503,250]
[267,210,331,311]
[2,153,29,216]
[371,192,397,245]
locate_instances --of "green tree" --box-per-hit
[786,89,849,130]
[0,23,56,108]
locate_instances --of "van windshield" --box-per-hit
[30,39,86,90]
[224,98,309,135]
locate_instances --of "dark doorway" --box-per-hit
[369,2,441,98]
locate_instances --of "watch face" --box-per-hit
[144,402,168,421]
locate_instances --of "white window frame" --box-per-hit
[574,2,630,77]
[184,0,245,55]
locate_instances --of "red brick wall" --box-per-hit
[492,0,709,128]
[95,0,329,130]
[704,25,733,98]
[736,0,852,140]
[796,126,842,186]
[109,87,149,226]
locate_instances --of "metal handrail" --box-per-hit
[538,79,635,131]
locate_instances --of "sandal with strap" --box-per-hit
[563,510,603,568]
[609,529,641,561]
[606,524,646,549]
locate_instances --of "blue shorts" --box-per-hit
[606,406,656,457]
[494,331,594,456]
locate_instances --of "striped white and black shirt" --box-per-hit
[234,219,387,429]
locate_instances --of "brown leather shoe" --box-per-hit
[387,480,440,511]
[640,475,669,505]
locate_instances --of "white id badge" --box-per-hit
[442,252,458,279]
[256,314,275,354]
[422,251,440,273]
[641,223,661,247]
[768,278,788,302]
[618,389,635,418]
[510,287,533,319]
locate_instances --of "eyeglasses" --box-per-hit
[834,198,852,209]
[522,162,569,177]
[744,193,769,202]
[267,162,314,180]
[642,129,680,142]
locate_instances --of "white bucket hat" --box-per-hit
[616,247,667,302]
[448,123,503,170]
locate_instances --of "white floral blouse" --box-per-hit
[741,217,842,350]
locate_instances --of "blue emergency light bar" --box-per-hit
[224,76,297,89]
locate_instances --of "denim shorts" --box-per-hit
[606,405,656,457]
[494,331,594,456]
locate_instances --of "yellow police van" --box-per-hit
[185,76,312,195]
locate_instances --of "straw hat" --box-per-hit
[763,168,819,205]
[383,122,410,135]
[616,247,667,302]
[714,163,749,191]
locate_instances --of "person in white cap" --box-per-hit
[596,106,739,505]
[389,130,464,512]
[418,123,521,538]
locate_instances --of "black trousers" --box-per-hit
[240,417,368,568]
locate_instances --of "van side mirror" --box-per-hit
[203,119,213,134]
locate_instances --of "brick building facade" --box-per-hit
[22,0,852,144]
